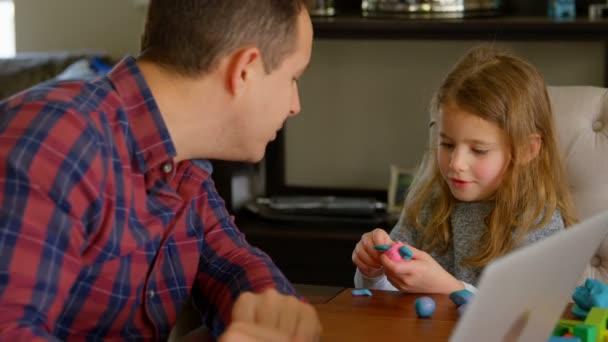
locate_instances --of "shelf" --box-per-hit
[311,15,608,40]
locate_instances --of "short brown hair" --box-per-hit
[140,0,306,76]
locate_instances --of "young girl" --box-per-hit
[352,45,578,294]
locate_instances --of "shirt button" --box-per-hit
[148,290,155,299]
[162,163,173,174]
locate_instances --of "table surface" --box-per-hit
[299,285,580,342]
[308,287,458,342]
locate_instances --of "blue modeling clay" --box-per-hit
[373,244,391,251]
[398,245,414,260]
[414,296,436,318]
[571,278,608,318]
[351,288,372,297]
[572,285,592,310]
[449,289,474,306]
[571,303,588,319]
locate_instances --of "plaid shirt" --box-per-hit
[0,57,296,341]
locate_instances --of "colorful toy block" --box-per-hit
[553,324,570,336]
[572,324,597,342]
[583,307,608,340]
[547,336,581,341]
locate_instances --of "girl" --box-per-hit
[352,46,578,294]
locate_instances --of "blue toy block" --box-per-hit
[547,336,581,342]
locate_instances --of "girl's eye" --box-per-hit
[439,142,454,149]
[472,149,488,155]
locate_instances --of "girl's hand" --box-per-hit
[380,244,464,294]
[352,228,393,278]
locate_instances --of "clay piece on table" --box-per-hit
[414,296,436,318]
[449,289,474,306]
[351,288,373,297]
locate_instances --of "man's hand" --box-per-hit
[218,321,292,342]
[352,228,393,278]
[231,288,322,342]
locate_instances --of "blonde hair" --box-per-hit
[404,45,578,267]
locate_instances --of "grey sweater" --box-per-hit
[355,201,565,290]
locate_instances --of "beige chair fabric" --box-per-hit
[548,86,608,283]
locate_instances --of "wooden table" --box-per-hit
[298,285,582,342]
[300,286,459,342]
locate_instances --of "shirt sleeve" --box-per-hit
[0,102,96,340]
[192,177,298,339]
[354,268,398,291]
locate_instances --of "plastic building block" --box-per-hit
[572,324,597,342]
[559,319,583,329]
[583,307,608,340]
[546,336,581,342]
[552,324,570,336]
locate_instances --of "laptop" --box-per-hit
[450,210,608,342]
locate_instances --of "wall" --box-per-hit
[12,2,605,192]
[286,40,605,191]
[14,0,146,57]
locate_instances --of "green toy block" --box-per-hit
[573,324,597,342]
[553,324,570,336]
[583,307,608,341]
[560,319,584,328]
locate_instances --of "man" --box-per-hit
[0,0,319,341]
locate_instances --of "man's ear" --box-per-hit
[225,47,262,96]
[521,133,541,164]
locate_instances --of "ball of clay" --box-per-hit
[449,289,474,306]
[415,296,436,318]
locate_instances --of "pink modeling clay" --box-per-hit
[386,243,406,262]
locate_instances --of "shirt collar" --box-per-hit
[108,56,176,173]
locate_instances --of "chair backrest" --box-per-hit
[547,86,608,283]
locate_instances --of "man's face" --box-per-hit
[233,9,313,162]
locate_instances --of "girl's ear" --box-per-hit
[521,133,542,164]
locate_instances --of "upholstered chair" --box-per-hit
[548,86,608,283]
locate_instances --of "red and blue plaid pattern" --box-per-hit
[0,57,296,341]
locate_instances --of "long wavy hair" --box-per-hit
[404,45,578,267]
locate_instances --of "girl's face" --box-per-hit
[437,104,511,202]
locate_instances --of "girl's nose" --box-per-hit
[449,148,466,172]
